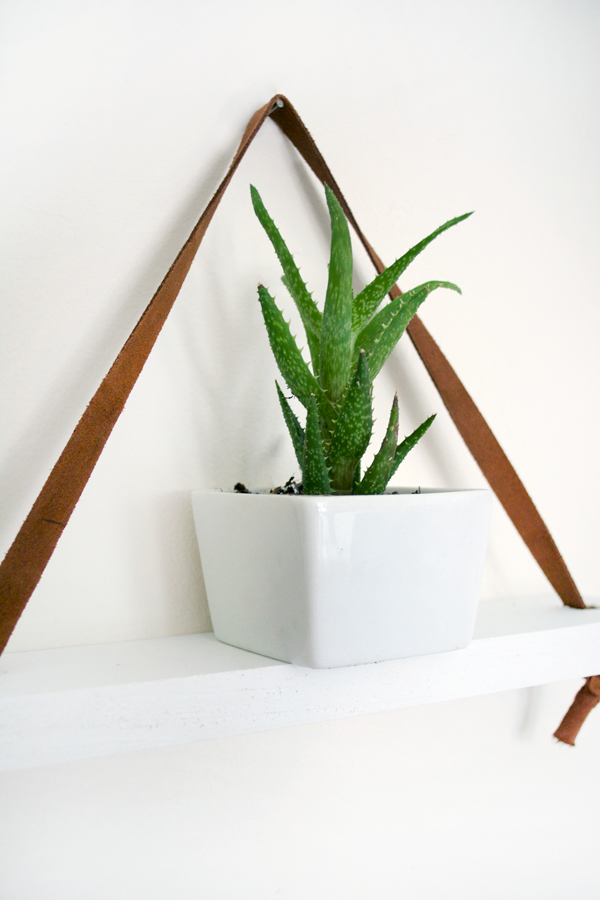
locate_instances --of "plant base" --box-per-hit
[192,488,492,668]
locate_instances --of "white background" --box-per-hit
[1,1,599,897]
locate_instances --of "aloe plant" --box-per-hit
[252,184,471,495]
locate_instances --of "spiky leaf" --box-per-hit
[355,394,399,494]
[303,396,332,495]
[352,213,473,335]
[327,351,373,493]
[354,281,461,381]
[276,381,305,469]
[319,185,353,402]
[251,185,322,374]
[389,414,436,480]
[257,285,336,431]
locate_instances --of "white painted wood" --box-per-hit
[1,596,599,771]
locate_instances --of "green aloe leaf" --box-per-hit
[354,281,461,381]
[327,351,373,493]
[276,381,305,469]
[319,185,353,403]
[389,414,436,479]
[257,285,336,431]
[355,394,399,494]
[251,186,322,374]
[352,212,473,335]
[303,396,332,495]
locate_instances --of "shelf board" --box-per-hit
[1,595,599,770]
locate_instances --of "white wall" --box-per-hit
[1,683,600,900]
[1,1,599,897]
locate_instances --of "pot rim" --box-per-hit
[194,486,491,497]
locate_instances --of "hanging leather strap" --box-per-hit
[270,99,584,613]
[0,93,585,653]
[554,676,600,745]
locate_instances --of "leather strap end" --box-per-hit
[554,675,600,745]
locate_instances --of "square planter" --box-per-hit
[192,488,492,668]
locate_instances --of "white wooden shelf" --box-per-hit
[1,595,599,770]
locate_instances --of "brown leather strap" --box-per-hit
[554,676,600,745]
[0,94,585,653]
[270,97,584,612]
[0,96,277,651]
[404,318,585,608]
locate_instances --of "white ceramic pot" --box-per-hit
[192,488,492,668]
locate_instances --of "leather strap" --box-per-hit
[270,97,584,611]
[554,676,600,745]
[0,93,585,652]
